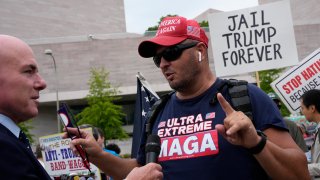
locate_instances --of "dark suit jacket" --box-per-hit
[0,123,51,180]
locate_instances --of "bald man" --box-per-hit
[0,35,51,179]
[0,35,163,180]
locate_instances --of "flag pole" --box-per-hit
[131,72,160,158]
[137,71,145,81]
[137,72,159,99]
[255,71,261,88]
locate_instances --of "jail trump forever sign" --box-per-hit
[208,0,298,76]
[271,48,320,113]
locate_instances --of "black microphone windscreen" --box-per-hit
[146,134,161,154]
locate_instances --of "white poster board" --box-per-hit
[271,48,320,113]
[39,130,101,179]
[208,0,298,76]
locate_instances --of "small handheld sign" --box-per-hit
[58,103,91,173]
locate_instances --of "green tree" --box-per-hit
[198,20,209,27]
[258,68,290,117]
[76,68,128,140]
[18,120,34,144]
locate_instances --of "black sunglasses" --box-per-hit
[153,42,199,68]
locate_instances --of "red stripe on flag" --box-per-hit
[187,26,200,38]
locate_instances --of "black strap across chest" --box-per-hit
[145,79,253,136]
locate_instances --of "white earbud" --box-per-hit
[198,51,202,62]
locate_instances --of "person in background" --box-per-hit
[268,92,308,152]
[300,89,320,179]
[104,143,121,180]
[95,126,121,180]
[0,35,51,179]
[284,119,309,152]
[68,16,308,179]
[299,123,309,139]
[96,126,106,148]
[105,143,121,157]
[35,144,45,168]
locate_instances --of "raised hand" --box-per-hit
[214,93,260,148]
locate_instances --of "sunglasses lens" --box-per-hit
[153,42,198,68]
[153,48,181,67]
[153,56,161,67]
[163,47,182,61]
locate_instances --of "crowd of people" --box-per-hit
[0,15,319,180]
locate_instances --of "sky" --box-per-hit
[124,0,258,34]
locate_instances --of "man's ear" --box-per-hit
[196,43,206,62]
[310,105,316,113]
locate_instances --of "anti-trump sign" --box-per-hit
[208,0,298,76]
[39,130,101,179]
[271,48,320,113]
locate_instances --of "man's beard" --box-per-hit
[169,77,193,92]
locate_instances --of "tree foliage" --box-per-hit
[198,20,209,27]
[258,68,290,116]
[18,120,34,144]
[76,68,128,140]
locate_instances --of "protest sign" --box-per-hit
[39,129,101,179]
[208,0,298,76]
[271,48,320,113]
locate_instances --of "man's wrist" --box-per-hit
[247,130,267,154]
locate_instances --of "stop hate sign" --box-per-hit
[271,48,320,113]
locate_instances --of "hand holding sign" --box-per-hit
[215,93,260,149]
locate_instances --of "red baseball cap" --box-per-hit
[138,16,209,58]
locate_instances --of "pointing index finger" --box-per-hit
[217,93,235,115]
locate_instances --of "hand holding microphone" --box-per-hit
[125,163,163,180]
[129,135,162,180]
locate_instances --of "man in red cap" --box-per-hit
[69,16,308,179]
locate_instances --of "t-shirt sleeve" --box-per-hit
[248,84,287,131]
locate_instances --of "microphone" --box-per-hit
[145,134,161,163]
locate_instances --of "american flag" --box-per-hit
[158,121,166,128]
[131,73,160,158]
[187,26,201,38]
[205,112,215,119]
